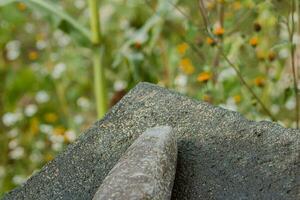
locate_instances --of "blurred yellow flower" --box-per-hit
[214,27,225,36]
[233,2,241,10]
[30,118,40,135]
[256,49,266,61]
[45,153,54,161]
[17,2,26,11]
[36,33,45,41]
[54,127,66,136]
[249,37,258,47]
[28,50,38,60]
[197,72,212,83]
[203,94,212,103]
[254,76,265,87]
[207,2,216,10]
[233,95,241,104]
[180,58,195,75]
[177,43,189,55]
[44,113,58,123]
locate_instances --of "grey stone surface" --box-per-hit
[3,82,300,200]
[92,126,177,200]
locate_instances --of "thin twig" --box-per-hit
[197,0,275,120]
[289,0,299,128]
[198,0,214,38]
[212,2,225,83]
[221,52,276,120]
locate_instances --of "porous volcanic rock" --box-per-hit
[3,82,300,200]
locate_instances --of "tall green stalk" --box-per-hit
[88,0,107,118]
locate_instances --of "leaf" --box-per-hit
[0,0,91,42]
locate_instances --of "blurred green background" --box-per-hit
[0,0,299,195]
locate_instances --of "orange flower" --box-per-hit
[206,37,216,46]
[254,76,265,87]
[28,50,38,60]
[180,58,195,75]
[249,37,258,47]
[233,95,241,104]
[134,42,142,49]
[197,72,212,82]
[17,2,26,11]
[214,26,225,36]
[177,43,189,55]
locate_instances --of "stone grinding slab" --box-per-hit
[92,126,177,200]
[3,82,300,200]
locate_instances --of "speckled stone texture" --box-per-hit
[3,82,300,200]
[92,126,177,200]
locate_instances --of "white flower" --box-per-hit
[24,104,38,117]
[218,68,236,82]
[8,139,18,149]
[175,75,187,87]
[279,49,289,59]
[49,134,64,143]
[114,80,127,91]
[225,98,238,111]
[271,105,280,114]
[40,124,53,135]
[12,175,27,185]
[54,30,71,47]
[9,146,24,160]
[52,142,63,151]
[30,152,42,162]
[74,0,85,9]
[25,23,35,33]
[2,112,22,126]
[74,115,84,125]
[35,140,45,149]
[35,91,49,103]
[285,98,296,110]
[7,128,18,138]
[77,97,90,109]
[65,130,76,142]
[100,4,115,25]
[52,63,66,79]
[5,40,21,61]
[36,40,47,50]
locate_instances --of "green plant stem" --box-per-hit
[88,0,107,118]
[93,47,107,118]
[290,0,299,128]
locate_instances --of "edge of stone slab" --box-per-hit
[108,82,299,133]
